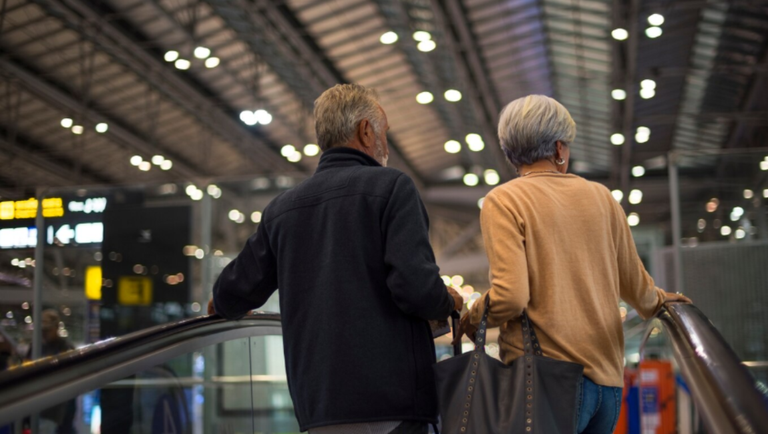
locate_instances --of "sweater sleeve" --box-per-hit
[382,174,455,320]
[469,191,530,328]
[212,219,279,319]
[611,198,666,320]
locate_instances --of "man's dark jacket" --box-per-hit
[213,147,455,431]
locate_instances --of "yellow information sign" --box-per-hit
[85,266,102,300]
[118,276,153,305]
[0,198,65,220]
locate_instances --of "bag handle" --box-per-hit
[521,310,543,356]
[474,294,543,357]
[473,296,491,352]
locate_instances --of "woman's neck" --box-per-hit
[518,159,561,176]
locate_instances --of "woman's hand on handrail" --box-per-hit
[663,292,692,304]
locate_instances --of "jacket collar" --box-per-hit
[315,147,381,173]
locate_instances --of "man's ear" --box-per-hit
[357,119,373,149]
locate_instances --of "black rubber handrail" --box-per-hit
[0,312,281,426]
[640,303,768,434]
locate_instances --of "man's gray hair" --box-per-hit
[314,84,382,151]
[497,95,576,168]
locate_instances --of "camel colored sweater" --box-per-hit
[468,172,666,387]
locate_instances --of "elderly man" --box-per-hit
[211,84,462,433]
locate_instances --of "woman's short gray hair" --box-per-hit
[497,95,576,168]
[314,84,382,151]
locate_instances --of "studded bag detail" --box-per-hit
[434,296,584,433]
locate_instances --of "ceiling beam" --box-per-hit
[37,0,294,173]
[205,0,424,184]
[0,56,205,180]
[432,0,514,180]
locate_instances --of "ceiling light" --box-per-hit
[287,151,302,163]
[204,57,220,68]
[444,140,461,154]
[138,161,151,171]
[744,189,754,199]
[185,185,198,196]
[417,40,436,52]
[645,26,663,38]
[240,110,257,126]
[444,89,462,102]
[735,228,746,239]
[611,89,626,100]
[627,213,640,226]
[164,50,179,62]
[207,184,221,198]
[251,211,262,223]
[721,226,732,236]
[611,190,623,202]
[628,189,643,205]
[640,79,656,89]
[160,160,173,171]
[636,126,651,136]
[380,31,398,45]
[763,189,768,198]
[254,109,272,125]
[463,173,479,187]
[477,197,485,209]
[632,166,645,177]
[732,206,744,218]
[484,169,500,186]
[635,126,650,143]
[697,219,706,231]
[151,155,165,165]
[228,209,241,222]
[281,144,296,157]
[190,190,203,201]
[611,28,629,41]
[304,144,320,156]
[416,91,434,104]
[639,88,656,99]
[706,198,719,212]
[130,155,143,166]
[413,31,432,41]
[760,160,768,171]
[174,59,191,70]
[95,123,108,133]
[194,46,211,59]
[648,14,665,26]
[60,118,73,128]
[466,133,485,152]
[71,125,84,135]
[610,133,625,145]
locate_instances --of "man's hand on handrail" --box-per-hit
[664,292,692,304]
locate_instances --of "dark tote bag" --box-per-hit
[434,297,584,433]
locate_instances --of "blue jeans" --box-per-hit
[576,377,622,434]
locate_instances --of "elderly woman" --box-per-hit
[455,95,689,434]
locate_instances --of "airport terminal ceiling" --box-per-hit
[0,0,767,256]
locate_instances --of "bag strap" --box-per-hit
[521,310,543,356]
[473,295,491,352]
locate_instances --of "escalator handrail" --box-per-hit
[639,302,768,434]
[0,312,281,426]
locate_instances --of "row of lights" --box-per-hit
[610,126,652,146]
[380,30,436,53]
[463,169,500,187]
[280,144,321,163]
[239,109,273,126]
[60,118,108,134]
[184,184,222,201]
[164,46,220,70]
[130,155,173,171]
[611,79,656,102]
[444,133,485,154]
[760,156,768,171]
[10,258,34,268]
[416,89,462,104]
[611,189,643,205]
[228,209,262,224]
[610,14,665,41]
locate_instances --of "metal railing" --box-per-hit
[640,302,768,434]
[0,312,281,426]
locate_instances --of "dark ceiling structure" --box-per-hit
[1,0,767,261]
